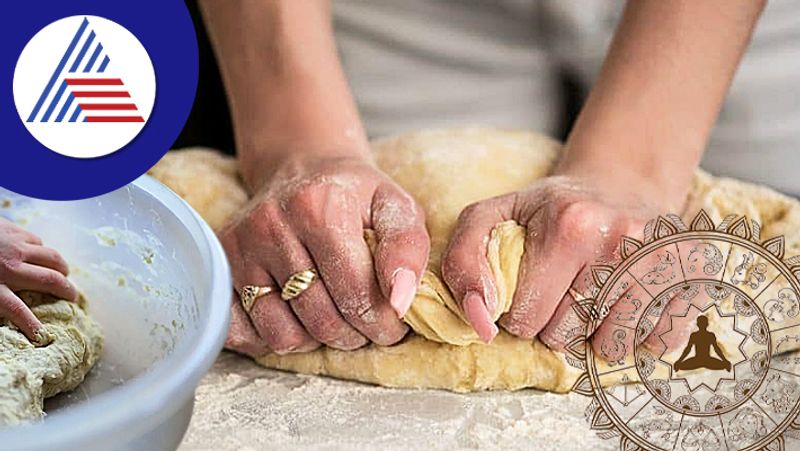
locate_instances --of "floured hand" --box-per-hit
[0,218,77,344]
[219,153,430,355]
[441,159,691,359]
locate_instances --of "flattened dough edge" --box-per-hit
[150,127,800,393]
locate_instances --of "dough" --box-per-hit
[147,148,249,231]
[151,127,800,393]
[0,293,103,425]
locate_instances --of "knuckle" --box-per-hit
[556,200,603,240]
[338,294,378,326]
[246,201,283,229]
[302,310,350,344]
[286,181,348,228]
[41,272,65,288]
[457,201,486,222]
[0,247,24,272]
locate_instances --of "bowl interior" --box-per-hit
[0,177,230,447]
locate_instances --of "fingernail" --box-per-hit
[390,268,417,318]
[463,291,498,343]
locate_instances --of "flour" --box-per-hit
[180,352,614,451]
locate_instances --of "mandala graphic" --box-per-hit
[567,211,800,450]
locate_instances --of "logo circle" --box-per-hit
[13,15,155,159]
[1,1,197,200]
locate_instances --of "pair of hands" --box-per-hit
[0,218,77,344]
[221,150,686,359]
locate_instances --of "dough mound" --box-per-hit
[152,128,800,393]
[147,148,248,231]
[0,293,103,425]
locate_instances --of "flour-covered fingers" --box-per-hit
[538,225,626,350]
[23,244,70,276]
[538,265,598,350]
[500,201,604,339]
[441,194,519,343]
[220,223,318,355]
[5,264,77,302]
[236,262,319,355]
[263,230,367,350]
[225,290,271,357]
[288,184,408,346]
[0,284,43,343]
[0,219,42,245]
[371,182,429,318]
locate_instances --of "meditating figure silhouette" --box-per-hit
[673,315,732,372]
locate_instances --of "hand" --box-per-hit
[220,153,429,356]
[441,158,687,359]
[0,218,77,343]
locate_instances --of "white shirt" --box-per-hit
[333,0,800,195]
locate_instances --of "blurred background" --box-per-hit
[175,0,800,195]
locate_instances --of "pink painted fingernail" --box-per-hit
[390,268,417,318]
[463,291,498,343]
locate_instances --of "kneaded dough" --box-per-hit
[151,127,800,393]
[0,293,103,425]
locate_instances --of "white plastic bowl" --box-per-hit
[0,176,231,451]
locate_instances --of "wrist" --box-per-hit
[238,139,371,192]
[554,150,693,214]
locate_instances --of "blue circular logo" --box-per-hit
[2,1,198,200]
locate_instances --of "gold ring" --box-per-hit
[237,285,273,313]
[281,269,317,301]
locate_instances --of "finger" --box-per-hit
[221,229,319,355]
[289,184,408,345]
[0,284,44,344]
[538,264,599,350]
[5,224,43,245]
[441,195,518,342]
[591,283,651,362]
[225,290,270,358]
[539,230,625,350]
[371,183,430,318]
[262,227,367,350]
[500,202,603,339]
[5,263,77,301]
[23,245,70,276]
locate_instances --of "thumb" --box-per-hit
[371,183,430,318]
[440,193,517,343]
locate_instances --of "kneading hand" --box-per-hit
[0,218,77,343]
[220,153,430,356]
[441,161,687,359]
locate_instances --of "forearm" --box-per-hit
[558,0,765,210]
[199,0,369,190]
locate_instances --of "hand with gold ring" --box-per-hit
[217,152,430,357]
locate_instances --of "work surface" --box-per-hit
[178,352,612,451]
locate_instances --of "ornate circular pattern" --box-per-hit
[634,280,771,418]
[570,212,800,450]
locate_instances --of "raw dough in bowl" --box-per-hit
[150,128,800,393]
[0,293,102,425]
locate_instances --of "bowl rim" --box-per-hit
[1,175,232,449]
